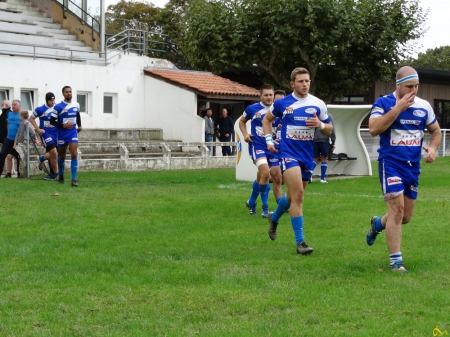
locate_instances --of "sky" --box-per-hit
[103,0,449,56]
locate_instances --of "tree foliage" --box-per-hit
[402,46,450,71]
[185,0,428,101]
[105,0,160,36]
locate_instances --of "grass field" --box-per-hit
[1,157,449,336]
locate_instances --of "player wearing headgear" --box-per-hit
[30,92,59,180]
[365,66,442,273]
[262,67,333,255]
[50,86,82,187]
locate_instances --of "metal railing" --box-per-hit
[105,29,191,69]
[53,0,100,43]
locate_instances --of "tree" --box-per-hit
[105,0,160,36]
[185,0,428,102]
[402,46,450,71]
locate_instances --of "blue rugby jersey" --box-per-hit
[270,93,330,162]
[242,102,272,148]
[6,111,21,141]
[370,92,437,163]
[52,101,80,137]
[33,104,57,137]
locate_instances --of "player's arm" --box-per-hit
[76,112,82,133]
[369,91,415,136]
[238,116,252,143]
[423,122,442,163]
[30,114,44,135]
[306,112,332,136]
[263,111,277,153]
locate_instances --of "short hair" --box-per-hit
[274,90,286,96]
[62,86,71,93]
[206,108,212,112]
[12,99,21,105]
[20,110,29,119]
[260,84,274,93]
[290,67,310,82]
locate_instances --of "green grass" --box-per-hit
[1,158,450,336]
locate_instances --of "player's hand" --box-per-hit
[37,128,45,135]
[64,122,74,129]
[267,144,277,153]
[77,126,82,133]
[306,113,320,129]
[423,146,436,163]
[243,133,253,143]
[396,91,415,112]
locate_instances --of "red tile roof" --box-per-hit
[144,69,260,99]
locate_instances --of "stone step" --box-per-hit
[79,129,164,141]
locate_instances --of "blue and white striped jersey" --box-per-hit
[33,104,57,136]
[370,92,437,163]
[242,102,271,149]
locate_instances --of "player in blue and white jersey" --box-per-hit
[239,84,281,218]
[30,92,59,180]
[262,67,333,255]
[365,66,442,273]
[50,86,82,187]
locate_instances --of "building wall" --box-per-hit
[373,81,450,102]
[0,54,199,135]
[144,76,204,142]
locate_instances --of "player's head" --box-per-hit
[259,84,274,106]
[395,66,419,99]
[62,86,72,102]
[290,67,311,98]
[11,99,21,112]
[274,89,286,102]
[20,110,29,121]
[45,92,55,107]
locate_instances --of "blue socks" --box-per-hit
[321,162,328,180]
[71,159,78,180]
[58,157,65,175]
[272,195,290,222]
[260,183,270,205]
[248,180,259,206]
[375,217,384,232]
[291,216,305,245]
[39,155,45,163]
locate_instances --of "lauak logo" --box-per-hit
[433,327,448,336]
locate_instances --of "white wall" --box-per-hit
[144,76,204,142]
[0,54,206,140]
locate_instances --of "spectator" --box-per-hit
[0,100,22,177]
[217,108,234,156]
[204,108,214,153]
[0,99,11,174]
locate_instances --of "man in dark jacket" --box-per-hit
[0,99,10,144]
[217,108,234,156]
[0,100,11,174]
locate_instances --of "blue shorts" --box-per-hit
[248,143,279,168]
[313,142,330,158]
[57,129,78,147]
[280,157,312,181]
[378,158,420,200]
[40,132,57,149]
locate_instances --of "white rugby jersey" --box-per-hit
[242,102,271,148]
[370,92,437,163]
[270,93,329,161]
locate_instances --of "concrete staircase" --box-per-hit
[0,0,102,63]
[18,129,236,177]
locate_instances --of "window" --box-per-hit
[332,96,364,105]
[103,94,116,114]
[434,100,450,129]
[77,92,90,114]
[20,90,34,111]
[0,89,9,102]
